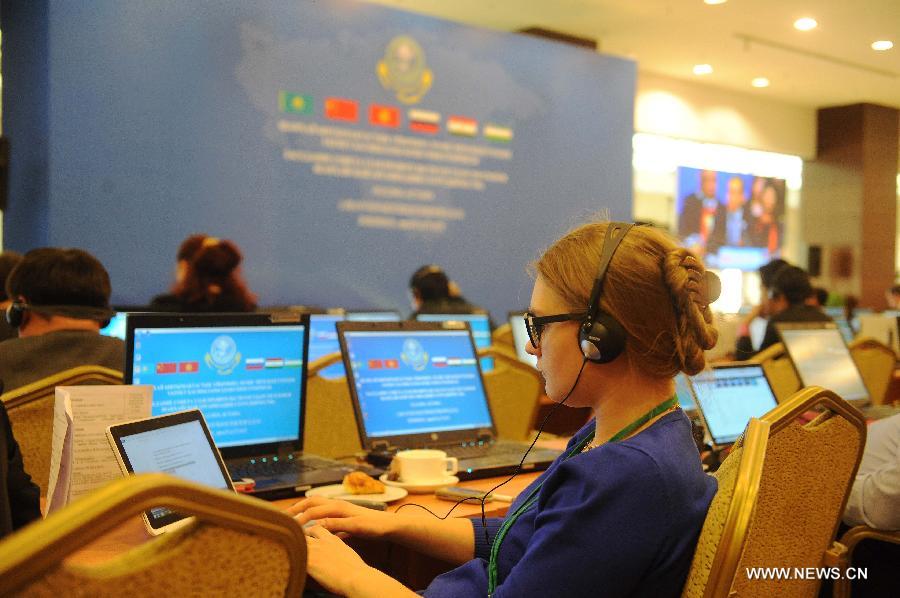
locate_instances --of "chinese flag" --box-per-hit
[369,104,400,128]
[156,363,177,374]
[325,98,359,122]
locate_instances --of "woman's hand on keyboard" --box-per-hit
[287,497,395,539]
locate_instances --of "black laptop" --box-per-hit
[125,312,376,499]
[336,320,561,480]
[689,363,779,448]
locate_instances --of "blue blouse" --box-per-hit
[423,410,717,597]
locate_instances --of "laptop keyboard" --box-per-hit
[230,455,338,479]
[443,442,527,460]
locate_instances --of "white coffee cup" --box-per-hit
[392,449,458,484]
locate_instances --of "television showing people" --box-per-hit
[676,167,786,269]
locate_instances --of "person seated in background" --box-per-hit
[150,237,257,312]
[0,393,40,539]
[408,264,483,318]
[291,221,718,597]
[753,265,832,356]
[734,258,789,360]
[807,286,829,309]
[841,413,900,597]
[885,284,900,311]
[150,233,209,307]
[0,248,124,392]
[0,252,23,343]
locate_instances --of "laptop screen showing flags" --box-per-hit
[416,313,493,372]
[776,323,869,405]
[129,321,307,449]
[690,365,777,445]
[341,327,492,438]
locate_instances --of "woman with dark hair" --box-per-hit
[152,237,257,312]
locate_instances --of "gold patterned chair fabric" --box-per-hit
[848,337,895,406]
[827,525,900,598]
[303,352,362,459]
[0,366,123,496]
[0,473,307,597]
[681,418,770,598]
[683,386,867,598]
[749,342,801,403]
[491,323,514,349]
[477,347,542,441]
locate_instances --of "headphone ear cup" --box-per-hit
[578,312,626,364]
[6,302,24,328]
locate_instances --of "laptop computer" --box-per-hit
[107,409,235,535]
[689,364,778,448]
[308,313,347,379]
[345,310,402,322]
[415,312,494,372]
[674,372,697,416]
[508,311,537,368]
[775,322,871,408]
[125,312,376,499]
[336,320,562,480]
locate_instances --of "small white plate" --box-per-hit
[379,473,460,494]
[305,484,408,503]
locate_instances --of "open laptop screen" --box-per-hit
[416,313,494,372]
[690,365,777,446]
[308,314,346,379]
[100,312,128,340]
[776,323,869,405]
[674,373,696,412]
[126,314,309,452]
[339,324,493,442]
[508,312,538,367]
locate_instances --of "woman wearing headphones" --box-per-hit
[290,221,719,597]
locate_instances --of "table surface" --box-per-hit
[65,470,545,567]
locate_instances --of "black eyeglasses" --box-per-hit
[524,311,585,349]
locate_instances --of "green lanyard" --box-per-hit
[486,396,678,596]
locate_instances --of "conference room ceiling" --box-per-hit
[366,0,900,110]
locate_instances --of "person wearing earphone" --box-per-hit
[0,248,124,393]
[289,221,719,597]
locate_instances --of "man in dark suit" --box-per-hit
[0,248,124,392]
[753,265,832,356]
[678,169,726,256]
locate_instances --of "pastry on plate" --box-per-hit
[342,471,386,495]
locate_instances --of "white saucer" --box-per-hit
[305,484,408,503]
[379,473,459,494]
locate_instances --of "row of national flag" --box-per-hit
[278,91,513,143]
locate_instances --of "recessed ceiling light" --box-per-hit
[793,17,817,31]
[703,0,727,5]
[751,77,770,88]
[693,64,713,75]
[871,40,894,51]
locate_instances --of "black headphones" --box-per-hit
[578,222,634,363]
[5,300,115,328]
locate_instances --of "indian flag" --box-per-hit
[409,109,440,134]
[484,124,513,143]
[278,92,312,115]
[447,115,477,137]
[264,358,285,369]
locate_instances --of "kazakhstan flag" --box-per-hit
[279,91,313,114]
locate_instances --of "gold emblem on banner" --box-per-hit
[377,35,433,104]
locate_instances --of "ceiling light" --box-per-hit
[871,40,894,51]
[751,77,770,88]
[693,64,713,75]
[793,17,817,31]
[703,0,727,5]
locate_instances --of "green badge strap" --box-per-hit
[486,397,678,596]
